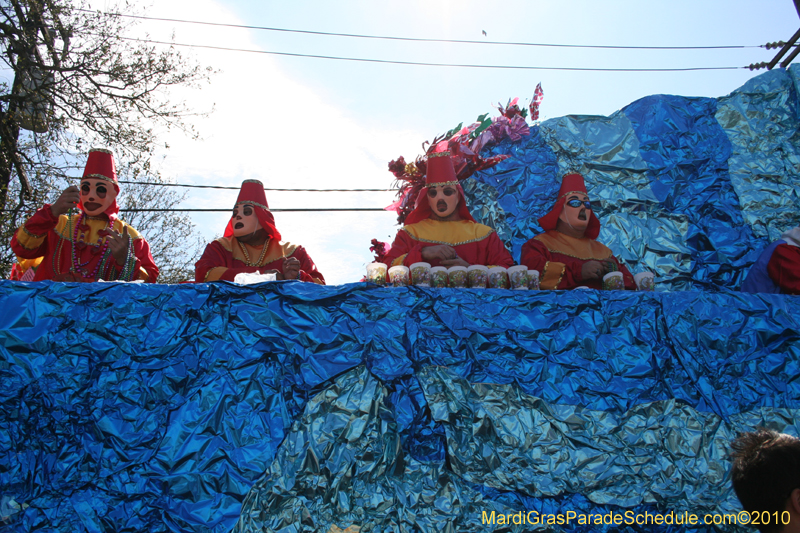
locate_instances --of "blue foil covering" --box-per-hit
[465,66,800,291]
[2,280,800,532]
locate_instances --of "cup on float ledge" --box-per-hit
[410,262,431,287]
[603,271,624,290]
[634,272,655,291]
[488,266,509,289]
[527,270,540,290]
[430,266,448,288]
[447,266,468,288]
[366,262,387,286]
[388,265,410,286]
[507,265,529,290]
[467,265,488,288]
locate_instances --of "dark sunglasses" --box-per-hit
[566,199,593,209]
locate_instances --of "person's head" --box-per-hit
[558,192,592,234]
[537,173,601,239]
[426,183,460,221]
[731,428,800,532]
[402,150,476,226]
[224,180,281,243]
[424,151,462,221]
[80,178,118,217]
[231,202,263,238]
[80,148,120,219]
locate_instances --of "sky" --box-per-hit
[96,0,800,284]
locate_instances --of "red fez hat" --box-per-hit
[224,179,282,241]
[538,173,601,239]
[235,179,270,210]
[82,148,118,190]
[425,151,458,186]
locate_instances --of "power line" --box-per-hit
[118,208,388,212]
[119,36,743,72]
[84,9,759,51]
[2,208,391,213]
[116,180,396,192]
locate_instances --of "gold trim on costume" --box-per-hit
[14,234,44,251]
[427,180,459,187]
[391,253,408,267]
[540,260,566,290]
[428,151,451,158]
[22,225,46,239]
[234,200,269,211]
[534,232,612,261]
[83,174,116,185]
[280,242,300,257]
[543,249,611,261]
[558,190,588,200]
[205,266,228,282]
[402,228,493,247]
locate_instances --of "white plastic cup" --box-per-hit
[467,265,488,289]
[430,266,448,288]
[488,266,509,289]
[527,270,540,290]
[634,272,655,291]
[603,271,624,291]
[410,262,431,287]
[508,265,529,290]
[447,266,468,288]
[366,262,387,286]
[388,265,410,286]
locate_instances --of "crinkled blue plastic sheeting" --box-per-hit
[2,280,799,532]
[466,66,800,291]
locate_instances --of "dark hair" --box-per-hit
[730,428,800,533]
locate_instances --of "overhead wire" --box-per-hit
[59,179,400,212]
[79,9,760,51]
[117,208,389,212]
[117,36,744,72]
[116,180,397,192]
[54,10,764,214]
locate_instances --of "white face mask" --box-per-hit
[427,186,459,218]
[80,179,118,217]
[231,203,262,237]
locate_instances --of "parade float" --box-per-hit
[2,67,800,532]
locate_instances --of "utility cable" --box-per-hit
[116,180,396,192]
[82,9,760,50]
[118,36,743,72]
[118,208,389,212]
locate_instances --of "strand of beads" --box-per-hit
[119,234,137,281]
[70,212,111,279]
[238,238,269,267]
[53,208,76,275]
[96,245,115,280]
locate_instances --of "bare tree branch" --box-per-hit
[0,0,213,282]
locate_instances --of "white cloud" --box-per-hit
[132,0,423,284]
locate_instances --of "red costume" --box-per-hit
[194,180,324,284]
[383,151,514,268]
[741,227,800,295]
[520,173,635,290]
[10,149,158,282]
[768,242,800,294]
